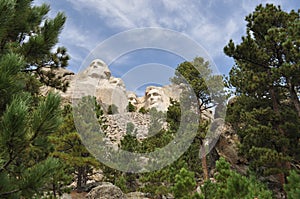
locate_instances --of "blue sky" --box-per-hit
[34,0,299,93]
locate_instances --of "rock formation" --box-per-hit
[85,182,126,199]
[40,67,75,97]
[42,59,214,116]
[42,59,186,113]
[215,123,248,175]
[42,59,214,146]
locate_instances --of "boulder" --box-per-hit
[215,123,248,175]
[215,124,239,164]
[126,192,151,199]
[85,182,126,199]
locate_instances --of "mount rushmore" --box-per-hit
[41,58,200,114]
[41,59,213,144]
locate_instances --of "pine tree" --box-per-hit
[200,158,273,199]
[171,57,225,180]
[284,170,300,199]
[127,102,136,112]
[50,103,100,191]
[0,0,69,92]
[107,104,118,114]
[172,167,197,199]
[0,1,69,197]
[122,100,204,197]
[0,93,63,198]
[224,4,300,187]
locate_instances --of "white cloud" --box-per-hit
[45,0,298,74]
[64,0,241,60]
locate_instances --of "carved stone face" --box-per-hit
[145,87,163,107]
[109,77,125,88]
[87,59,111,79]
[127,93,138,105]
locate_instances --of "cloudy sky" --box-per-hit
[34,0,299,92]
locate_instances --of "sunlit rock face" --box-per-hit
[83,59,111,80]
[127,91,139,106]
[143,86,168,111]
[58,59,127,112]
[39,67,75,97]
[41,59,215,148]
[134,84,184,112]
[46,59,213,118]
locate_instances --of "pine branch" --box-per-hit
[0,189,21,197]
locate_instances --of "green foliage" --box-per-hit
[166,99,181,132]
[171,57,226,180]
[171,57,226,112]
[138,107,148,114]
[118,100,206,197]
[107,104,118,114]
[172,57,211,110]
[200,158,273,199]
[0,1,69,196]
[139,160,187,198]
[224,3,300,184]
[121,134,140,153]
[126,122,135,135]
[0,0,69,91]
[115,174,128,193]
[127,102,136,112]
[50,102,100,191]
[284,170,300,199]
[0,93,63,198]
[172,167,197,199]
[44,160,73,198]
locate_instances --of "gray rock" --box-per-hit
[85,182,127,199]
[126,192,151,199]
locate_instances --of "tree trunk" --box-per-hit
[269,85,288,187]
[77,166,83,191]
[198,101,209,181]
[201,146,209,180]
[52,183,56,198]
[82,166,88,186]
[288,82,300,117]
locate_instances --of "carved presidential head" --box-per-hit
[86,59,111,80]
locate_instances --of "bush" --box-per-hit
[107,104,118,114]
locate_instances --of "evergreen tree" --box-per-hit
[171,57,225,180]
[138,107,148,114]
[107,104,118,115]
[224,4,300,187]
[284,170,300,199]
[50,103,100,191]
[172,167,198,199]
[0,1,69,197]
[0,0,69,92]
[0,93,63,198]
[127,102,136,112]
[44,160,73,198]
[119,100,204,197]
[200,158,273,199]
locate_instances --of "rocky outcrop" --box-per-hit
[102,112,150,146]
[215,124,239,164]
[133,84,184,112]
[85,182,126,199]
[40,67,75,97]
[69,59,129,113]
[126,192,151,199]
[42,59,214,120]
[42,59,214,148]
[215,123,248,175]
[45,59,187,113]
